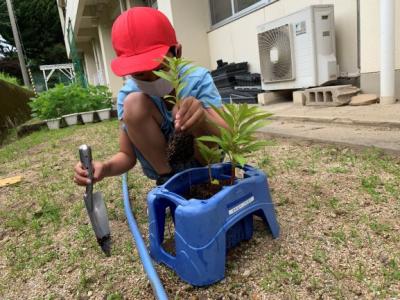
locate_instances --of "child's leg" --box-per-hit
[122,92,172,176]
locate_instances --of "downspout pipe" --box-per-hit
[122,173,168,300]
[380,0,396,104]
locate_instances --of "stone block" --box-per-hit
[304,85,360,107]
[350,94,378,106]
[257,91,291,106]
[293,91,306,106]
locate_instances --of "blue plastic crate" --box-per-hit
[147,163,279,286]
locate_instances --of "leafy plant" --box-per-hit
[197,140,223,184]
[198,104,272,184]
[0,72,22,87]
[152,56,197,106]
[29,83,112,120]
[153,56,199,166]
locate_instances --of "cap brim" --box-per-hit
[111,45,170,77]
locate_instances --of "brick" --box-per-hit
[292,91,305,106]
[305,85,360,107]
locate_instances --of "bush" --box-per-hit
[29,83,112,120]
[0,72,22,86]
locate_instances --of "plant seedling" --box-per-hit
[153,56,197,108]
[198,103,272,184]
[152,56,198,165]
[196,140,223,185]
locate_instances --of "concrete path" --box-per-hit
[258,102,400,154]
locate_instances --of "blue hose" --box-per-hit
[122,173,168,300]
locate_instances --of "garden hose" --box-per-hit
[122,173,168,300]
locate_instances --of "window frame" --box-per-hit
[209,0,278,32]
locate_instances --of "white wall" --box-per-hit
[360,0,400,73]
[64,0,85,57]
[207,0,358,75]
[98,22,123,96]
[158,0,211,68]
[80,42,97,85]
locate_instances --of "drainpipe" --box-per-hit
[119,0,126,13]
[380,0,396,104]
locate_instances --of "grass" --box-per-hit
[0,120,399,299]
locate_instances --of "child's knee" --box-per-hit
[123,92,152,124]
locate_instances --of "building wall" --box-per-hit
[158,0,212,68]
[360,0,400,73]
[207,0,358,75]
[359,0,399,98]
[98,21,123,97]
[80,42,97,85]
[64,0,85,57]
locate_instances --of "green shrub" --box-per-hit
[29,84,112,120]
[0,72,22,86]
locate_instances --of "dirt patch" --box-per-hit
[182,179,231,199]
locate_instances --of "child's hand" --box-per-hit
[174,96,205,132]
[73,161,106,186]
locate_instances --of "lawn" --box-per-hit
[0,120,399,299]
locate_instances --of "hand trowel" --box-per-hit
[79,144,111,256]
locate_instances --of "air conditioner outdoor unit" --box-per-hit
[257,5,337,91]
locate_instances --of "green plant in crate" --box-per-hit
[198,103,272,184]
[196,140,223,184]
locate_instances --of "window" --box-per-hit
[210,0,233,25]
[146,0,157,9]
[209,0,277,27]
[234,0,260,12]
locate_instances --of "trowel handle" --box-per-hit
[79,144,94,194]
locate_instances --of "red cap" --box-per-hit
[111,7,177,76]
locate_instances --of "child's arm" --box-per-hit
[74,128,136,186]
[102,128,137,177]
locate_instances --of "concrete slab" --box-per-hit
[257,102,400,154]
[259,120,400,154]
[350,94,378,106]
[261,102,400,127]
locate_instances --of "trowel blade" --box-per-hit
[84,191,111,256]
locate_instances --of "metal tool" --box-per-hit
[79,144,111,256]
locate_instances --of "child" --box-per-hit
[73,7,226,186]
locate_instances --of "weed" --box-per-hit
[2,211,28,231]
[382,259,400,285]
[107,292,123,300]
[331,228,347,245]
[313,247,328,264]
[328,197,340,209]
[328,166,349,174]
[306,196,321,210]
[354,262,367,282]
[261,260,303,291]
[369,221,392,236]
[361,175,384,202]
[283,158,299,171]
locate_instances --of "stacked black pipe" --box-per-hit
[211,59,263,104]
